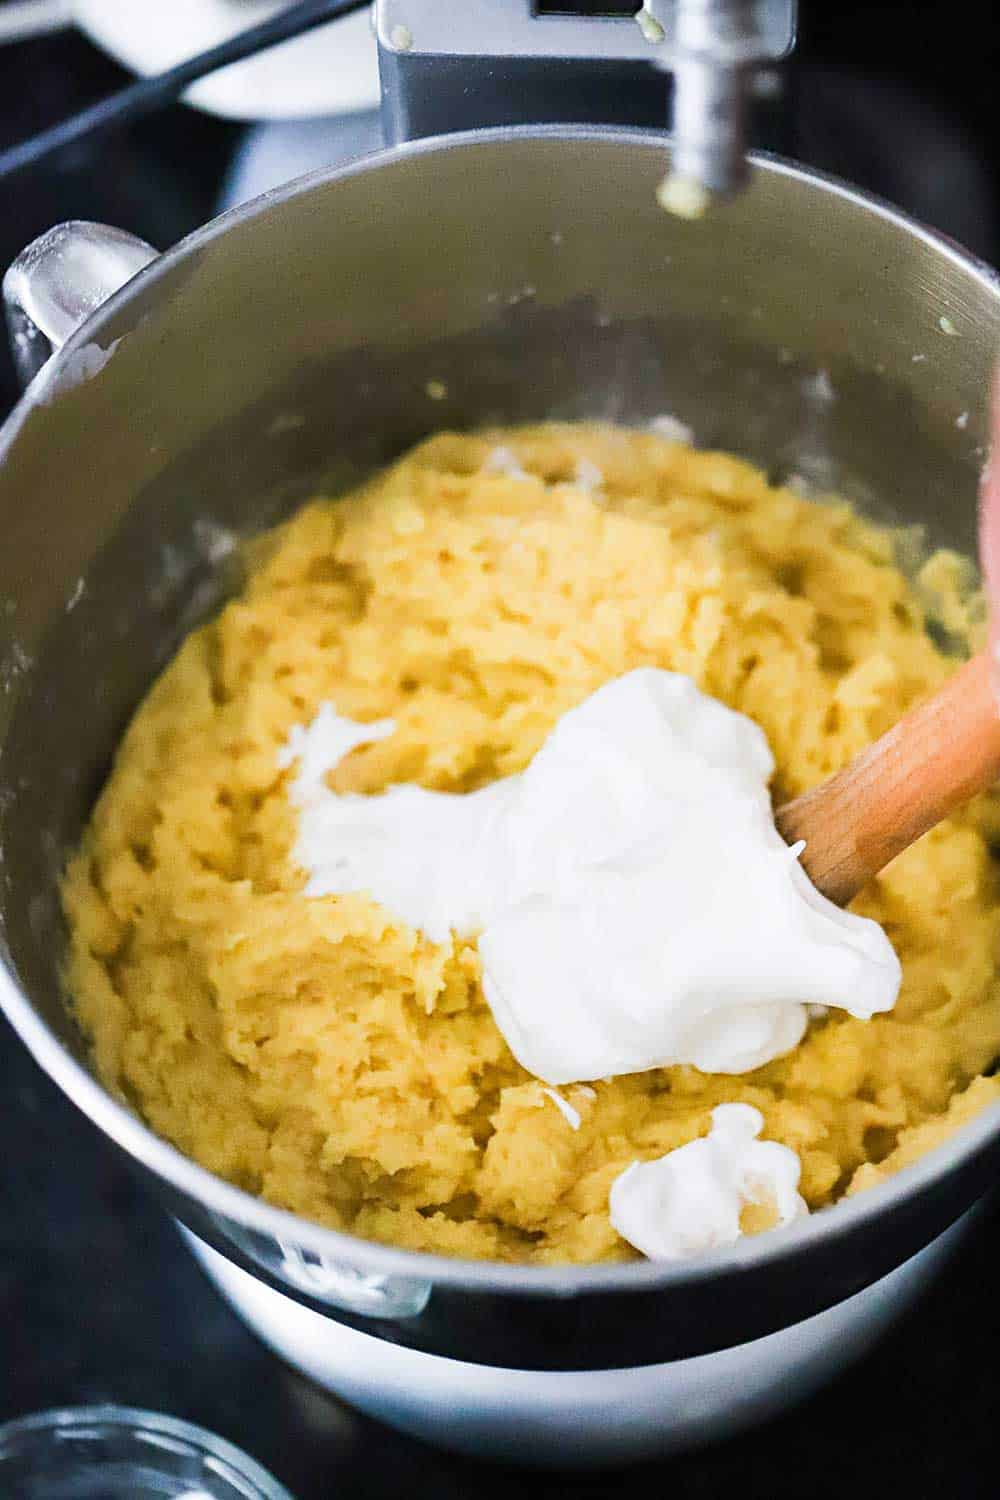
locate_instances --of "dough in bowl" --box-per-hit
[62,423,1000,1264]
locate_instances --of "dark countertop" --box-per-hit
[2,14,999,1497]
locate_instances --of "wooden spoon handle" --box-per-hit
[775,650,1000,906]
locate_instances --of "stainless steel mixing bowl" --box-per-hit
[1,128,999,1463]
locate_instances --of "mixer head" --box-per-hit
[376,0,797,210]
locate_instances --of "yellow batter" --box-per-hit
[61,423,1000,1264]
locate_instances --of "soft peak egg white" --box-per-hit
[281,667,901,1085]
[609,1104,808,1260]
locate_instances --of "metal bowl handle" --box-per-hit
[3,220,158,389]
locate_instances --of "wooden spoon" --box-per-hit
[778,385,1000,906]
[775,650,1000,905]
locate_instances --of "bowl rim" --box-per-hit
[2,122,1000,1297]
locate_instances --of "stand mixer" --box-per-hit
[376,0,796,202]
[0,0,795,216]
[3,0,1000,1475]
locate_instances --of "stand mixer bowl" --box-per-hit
[1,128,999,1466]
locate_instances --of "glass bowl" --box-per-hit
[0,1405,294,1499]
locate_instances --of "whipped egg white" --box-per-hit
[279,668,901,1085]
[609,1104,808,1260]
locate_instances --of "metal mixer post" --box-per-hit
[375,0,796,208]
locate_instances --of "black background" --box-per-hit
[1,5,999,1495]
